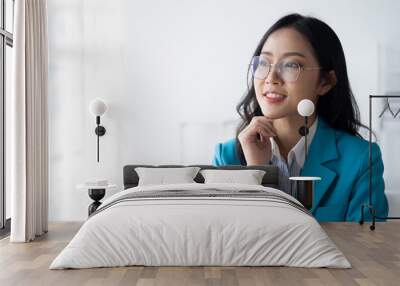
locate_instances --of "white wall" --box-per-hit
[47,0,400,221]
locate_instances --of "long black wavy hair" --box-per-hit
[235,13,366,165]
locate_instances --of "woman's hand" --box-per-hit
[238,116,276,165]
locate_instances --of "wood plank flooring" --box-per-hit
[0,222,399,286]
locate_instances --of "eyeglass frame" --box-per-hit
[249,55,324,83]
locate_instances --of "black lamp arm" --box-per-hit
[298,116,310,162]
[305,116,308,160]
[94,116,106,162]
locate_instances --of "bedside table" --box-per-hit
[77,183,117,216]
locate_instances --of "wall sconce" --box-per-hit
[89,98,107,162]
[297,99,315,162]
[290,99,320,210]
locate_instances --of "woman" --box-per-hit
[212,13,388,222]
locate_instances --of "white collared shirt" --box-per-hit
[269,117,319,196]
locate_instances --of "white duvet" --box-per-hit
[50,183,351,269]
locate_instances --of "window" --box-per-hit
[0,0,14,234]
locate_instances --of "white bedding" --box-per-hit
[50,183,351,269]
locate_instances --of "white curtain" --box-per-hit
[9,0,49,242]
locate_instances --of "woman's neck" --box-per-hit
[272,114,317,161]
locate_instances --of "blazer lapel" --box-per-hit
[300,119,338,213]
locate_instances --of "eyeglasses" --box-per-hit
[249,56,323,83]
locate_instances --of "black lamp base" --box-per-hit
[95,126,106,136]
[294,180,314,210]
[298,126,309,136]
[88,188,105,216]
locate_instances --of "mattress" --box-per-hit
[50,183,351,269]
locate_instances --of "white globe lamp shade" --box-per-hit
[89,98,107,117]
[297,99,315,117]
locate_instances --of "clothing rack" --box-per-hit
[359,95,400,230]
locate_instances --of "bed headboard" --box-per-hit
[123,164,279,190]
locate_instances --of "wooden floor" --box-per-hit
[0,222,399,286]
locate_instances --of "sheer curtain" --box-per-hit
[8,0,48,242]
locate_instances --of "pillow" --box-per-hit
[135,167,201,186]
[200,169,266,185]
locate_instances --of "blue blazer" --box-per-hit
[212,118,389,222]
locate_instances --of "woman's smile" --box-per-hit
[263,91,287,104]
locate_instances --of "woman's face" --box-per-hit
[254,27,327,119]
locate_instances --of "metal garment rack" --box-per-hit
[360,95,400,230]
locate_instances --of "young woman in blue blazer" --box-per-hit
[212,14,388,222]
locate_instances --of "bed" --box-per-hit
[49,164,350,269]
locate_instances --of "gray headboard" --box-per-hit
[123,164,279,189]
